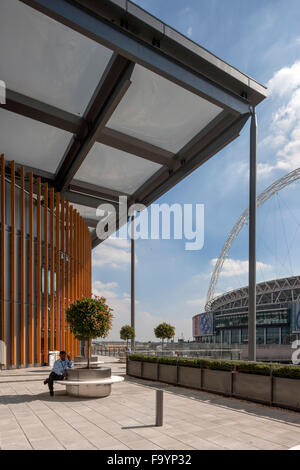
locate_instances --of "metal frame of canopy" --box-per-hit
[0,0,267,359]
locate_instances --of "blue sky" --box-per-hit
[92,0,300,341]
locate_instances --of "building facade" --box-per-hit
[0,156,92,369]
[193,276,300,361]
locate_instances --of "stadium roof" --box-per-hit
[0,0,267,248]
[206,276,300,312]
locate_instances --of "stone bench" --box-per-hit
[54,366,124,397]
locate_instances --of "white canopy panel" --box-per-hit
[75,142,162,194]
[107,64,222,153]
[0,108,72,172]
[0,0,113,116]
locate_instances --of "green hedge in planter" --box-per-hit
[272,365,300,380]
[128,355,300,379]
[128,355,234,371]
[236,362,271,376]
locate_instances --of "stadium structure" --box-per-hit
[193,168,300,362]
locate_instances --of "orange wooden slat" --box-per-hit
[10,161,15,366]
[43,183,49,363]
[36,178,42,364]
[65,201,70,355]
[60,197,65,351]
[49,188,55,351]
[55,192,60,351]
[0,155,5,360]
[70,208,75,357]
[20,166,25,365]
[29,173,34,365]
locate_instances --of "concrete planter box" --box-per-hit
[233,373,271,404]
[127,360,142,377]
[158,364,177,384]
[273,377,300,410]
[178,366,201,389]
[142,362,158,380]
[202,369,232,395]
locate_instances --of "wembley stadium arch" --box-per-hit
[193,168,300,362]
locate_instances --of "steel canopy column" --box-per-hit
[131,215,135,351]
[248,108,257,361]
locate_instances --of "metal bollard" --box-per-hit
[156,390,164,426]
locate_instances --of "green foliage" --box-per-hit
[66,296,113,341]
[128,355,300,380]
[272,366,300,380]
[129,354,157,363]
[236,362,271,376]
[154,322,175,341]
[120,325,135,342]
[128,355,234,371]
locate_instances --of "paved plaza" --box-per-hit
[1,357,300,450]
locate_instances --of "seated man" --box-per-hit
[44,351,74,396]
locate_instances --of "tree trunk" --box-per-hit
[87,339,90,369]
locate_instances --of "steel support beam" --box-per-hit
[20,0,250,115]
[69,180,129,204]
[2,89,83,134]
[55,53,135,192]
[131,214,135,350]
[64,190,119,209]
[98,127,175,168]
[2,90,176,168]
[134,113,250,206]
[248,109,257,361]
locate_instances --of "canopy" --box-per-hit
[0,0,267,247]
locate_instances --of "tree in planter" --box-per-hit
[154,322,175,351]
[120,325,135,351]
[66,296,113,368]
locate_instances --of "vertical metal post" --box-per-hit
[131,214,135,351]
[248,108,257,362]
[156,390,164,426]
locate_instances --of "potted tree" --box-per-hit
[120,325,135,352]
[66,296,113,368]
[154,322,175,351]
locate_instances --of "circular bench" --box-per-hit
[54,367,124,397]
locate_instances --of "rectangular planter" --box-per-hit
[273,377,300,410]
[178,366,201,389]
[127,360,142,377]
[142,362,158,380]
[202,369,232,395]
[233,373,271,404]
[158,364,177,384]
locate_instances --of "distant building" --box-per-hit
[193,276,300,362]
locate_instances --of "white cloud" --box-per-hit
[268,61,300,97]
[211,257,272,278]
[92,236,133,269]
[259,61,300,175]
[187,26,193,37]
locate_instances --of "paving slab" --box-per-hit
[1,359,300,450]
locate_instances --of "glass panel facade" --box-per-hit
[223,330,230,344]
[266,327,280,344]
[75,142,162,194]
[214,309,288,329]
[281,326,290,345]
[0,108,72,172]
[107,64,222,152]
[0,0,113,115]
[231,329,240,344]
[256,327,265,345]
[241,328,248,344]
